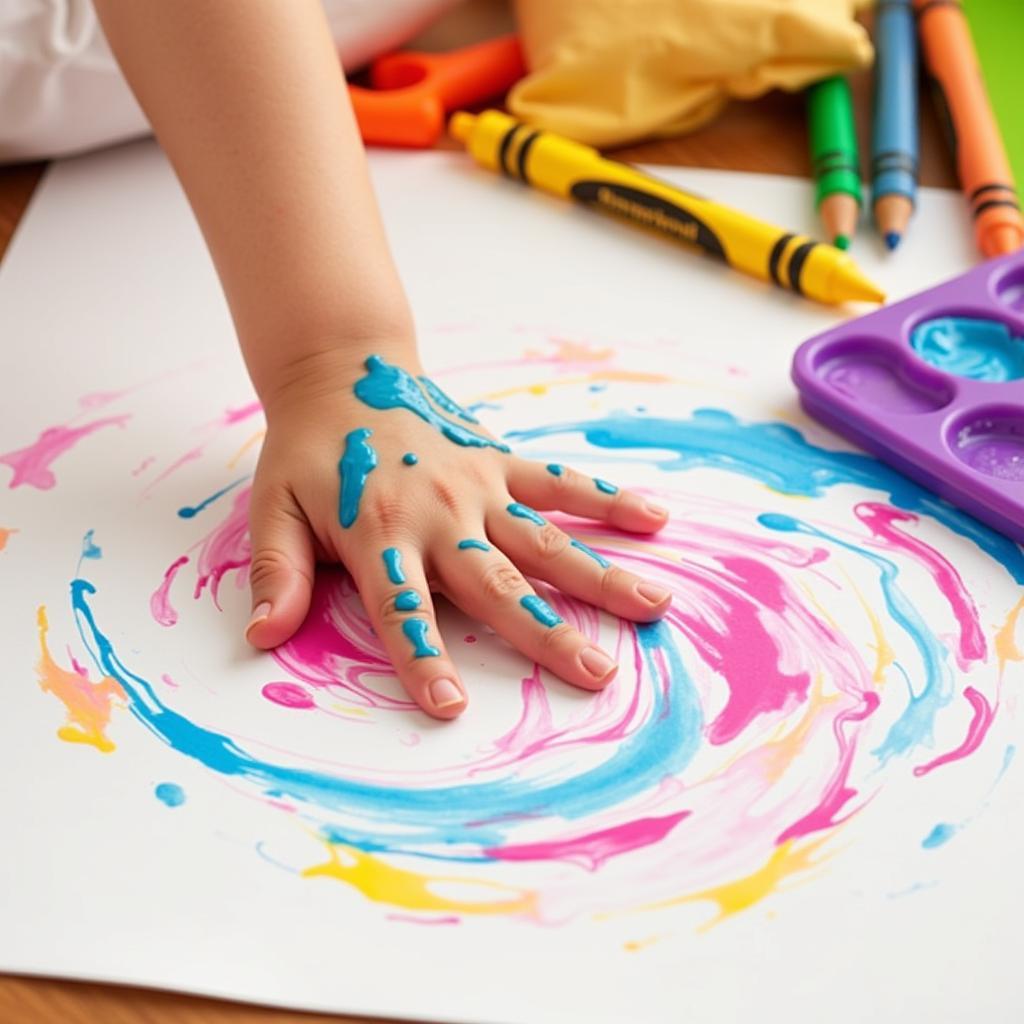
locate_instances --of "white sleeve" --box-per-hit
[0,0,462,164]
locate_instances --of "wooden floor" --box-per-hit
[0,1,956,1022]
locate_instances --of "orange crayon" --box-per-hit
[915,0,1024,258]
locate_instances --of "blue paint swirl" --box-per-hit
[759,512,951,762]
[354,355,509,452]
[70,580,701,855]
[910,317,1024,383]
[457,539,491,552]
[155,782,186,807]
[337,428,378,529]
[570,538,611,568]
[177,475,248,520]
[402,618,440,658]
[507,502,545,526]
[507,409,1024,583]
[382,548,405,585]
[394,590,421,611]
[520,595,563,628]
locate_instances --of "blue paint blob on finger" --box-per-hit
[594,478,618,495]
[520,595,564,628]
[338,428,378,528]
[394,590,421,611]
[570,538,611,568]
[402,452,418,466]
[507,502,545,526]
[155,782,186,807]
[382,548,405,584]
[457,539,491,552]
[402,618,440,658]
[545,463,564,477]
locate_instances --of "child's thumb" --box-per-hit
[245,493,315,649]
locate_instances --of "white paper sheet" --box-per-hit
[1,142,1022,1024]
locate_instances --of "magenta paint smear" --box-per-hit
[913,687,995,777]
[261,682,316,709]
[151,556,189,627]
[1,416,129,489]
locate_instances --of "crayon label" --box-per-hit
[570,182,726,260]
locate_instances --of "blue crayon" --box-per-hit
[871,0,918,249]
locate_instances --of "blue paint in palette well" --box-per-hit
[910,317,1024,382]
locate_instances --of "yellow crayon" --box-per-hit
[450,110,885,307]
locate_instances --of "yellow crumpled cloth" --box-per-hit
[508,0,873,148]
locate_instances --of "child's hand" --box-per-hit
[244,350,671,719]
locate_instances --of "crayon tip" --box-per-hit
[885,232,902,252]
[449,112,476,142]
[833,234,850,251]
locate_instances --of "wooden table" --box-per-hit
[0,2,957,1021]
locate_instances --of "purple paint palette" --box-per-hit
[792,251,1024,543]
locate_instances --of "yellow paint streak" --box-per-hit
[480,369,673,403]
[639,838,829,930]
[624,935,663,952]
[839,571,895,685]
[0,527,14,552]
[36,606,125,752]
[996,597,1024,674]
[757,676,838,783]
[227,429,265,469]
[303,842,537,917]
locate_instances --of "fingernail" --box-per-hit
[580,646,616,680]
[636,582,670,605]
[429,678,464,709]
[644,501,668,517]
[245,601,271,638]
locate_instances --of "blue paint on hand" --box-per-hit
[545,463,564,477]
[594,478,618,494]
[155,782,186,807]
[402,452,419,466]
[922,823,956,848]
[457,538,491,552]
[178,475,248,519]
[354,355,509,452]
[507,502,545,526]
[418,375,479,423]
[382,547,405,584]
[337,428,378,529]
[402,618,440,658]
[394,589,421,611]
[520,594,563,628]
[81,529,102,560]
[911,317,1024,382]
[570,538,611,568]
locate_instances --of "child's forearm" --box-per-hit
[93,0,416,407]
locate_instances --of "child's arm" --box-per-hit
[94,0,671,718]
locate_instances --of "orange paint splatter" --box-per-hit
[0,527,14,552]
[227,428,265,469]
[996,598,1024,675]
[36,606,125,752]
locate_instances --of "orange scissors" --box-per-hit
[348,34,525,148]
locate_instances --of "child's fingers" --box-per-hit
[437,531,619,692]
[506,458,668,534]
[348,542,467,720]
[246,485,316,649]
[486,506,670,623]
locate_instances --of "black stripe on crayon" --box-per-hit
[973,199,1022,218]
[768,234,794,288]
[915,0,961,18]
[970,182,1017,202]
[786,242,817,297]
[872,152,919,175]
[498,125,521,178]
[814,158,860,174]
[516,131,542,183]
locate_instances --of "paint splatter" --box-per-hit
[155,782,186,807]
[1,416,130,490]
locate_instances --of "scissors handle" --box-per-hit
[349,35,525,148]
